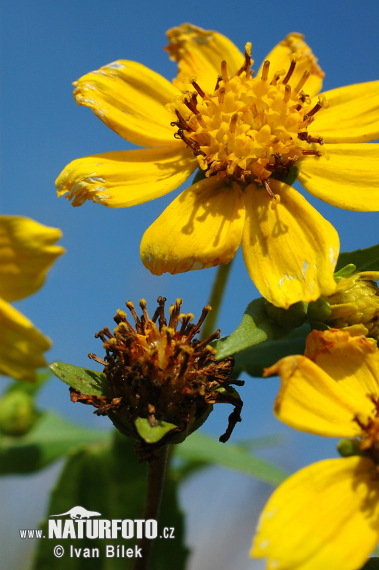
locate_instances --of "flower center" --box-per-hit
[170,43,326,192]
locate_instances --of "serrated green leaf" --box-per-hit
[233,325,309,377]
[336,244,379,273]
[0,412,111,475]
[176,431,288,486]
[49,362,107,396]
[33,434,189,570]
[135,417,178,443]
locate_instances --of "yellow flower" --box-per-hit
[251,329,379,570]
[0,216,64,382]
[56,24,379,308]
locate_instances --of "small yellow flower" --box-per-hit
[56,24,379,308]
[252,329,379,570]
[0,216,64,381]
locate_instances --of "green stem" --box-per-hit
[200,260,234,341]
[133,446,169,570]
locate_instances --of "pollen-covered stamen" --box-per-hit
[170,46,326,187]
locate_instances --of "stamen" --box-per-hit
[218,87,225,104]
[151,296,167,330]
[192,80,205,98]
[88,353,107,366]
[298,132,324,144]
[183,96,198,114]
[186,306,212,342]
[283,84,291,103]
[126,301,142,331]
[282,59,296,85]
[229,113,238,135]
[171,109,192,131]
[302,149,322,156]
[294,70,310,94]
[263,178,276,201]
[214,75,222,91]
[221,60,228,84]
[305,101,323,118]
[139,299,149,325]
[261,60,270,82]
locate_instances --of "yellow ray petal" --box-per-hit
[140,177,245,275]
[0,217,64,302]
[165,24,244,93]
[309,81,379,143]
[74,60,181,147]
[241,181,339,309]
[0,298,51,382]
[298,143,379,210]
[305,329,379,402]
[252,456,379,570]
[257,33,324,97]
[265,353,369,437]
[56,147,196,208]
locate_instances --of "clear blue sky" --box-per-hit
[1,0,379,567]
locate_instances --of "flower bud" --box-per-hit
[0,390,39,436]
[310,270,379,339]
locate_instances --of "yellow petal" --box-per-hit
[252,456,379,570]
[298,143,379,210]
[0,216,64,302]
[305,329,379,402]
[241,181,339,309]
[140,177,245,275]
[0,298,51,382]
[265,353,369,437]
[257,33,324,97]
[74,60,180,147]
[165,24,244,93]
[309,81,379,142]
[56,147,196,208]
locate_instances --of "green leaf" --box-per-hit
[135,417,178,444]
[175,431,288,486]
[336,243,379,272]
[33,434,189,570]
[49,362,107,396]
[0,412,111,475]
[233,324,309,377]
[215,298,306,361]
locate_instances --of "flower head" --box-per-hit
[56,24,379,308]
[0,216,64,382]
[70,297,243,459]
[252,329,379,569]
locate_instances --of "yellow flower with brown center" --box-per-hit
[0,216,64,381]
[251,329,379,570]
[56,24,379,308]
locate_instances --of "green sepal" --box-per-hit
[337,438,362,457]
[192,168,206,184]
[49,362,108,396]
[281,165,299,186]
[336,243,379,273]
[134,417,178,444]
[334,263,357,279]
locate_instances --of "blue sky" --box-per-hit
[1,0,379,567]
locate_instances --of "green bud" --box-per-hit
[337,438,361,457]
[0,391,39,436]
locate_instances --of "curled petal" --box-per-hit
[252,456,379,570]
[56,147,196,208]
[257,33,324,97]
[298,143,379,210]
[0,217,64,302]
[304,329,379,402]
[265,352,372,438]
[309,81,379,143]
[140,177,245,275]
[241,181,339,309]
[0,299,51,382]
[74,60,180,147]
[165,23,244,92]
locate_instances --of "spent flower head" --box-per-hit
[56,24,379,308]
[252,329,379,570]
[69,297,243,460]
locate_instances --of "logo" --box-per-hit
[49,506,102,520]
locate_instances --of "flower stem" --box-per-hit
[133,446,169,570]
[200,260,234,341]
